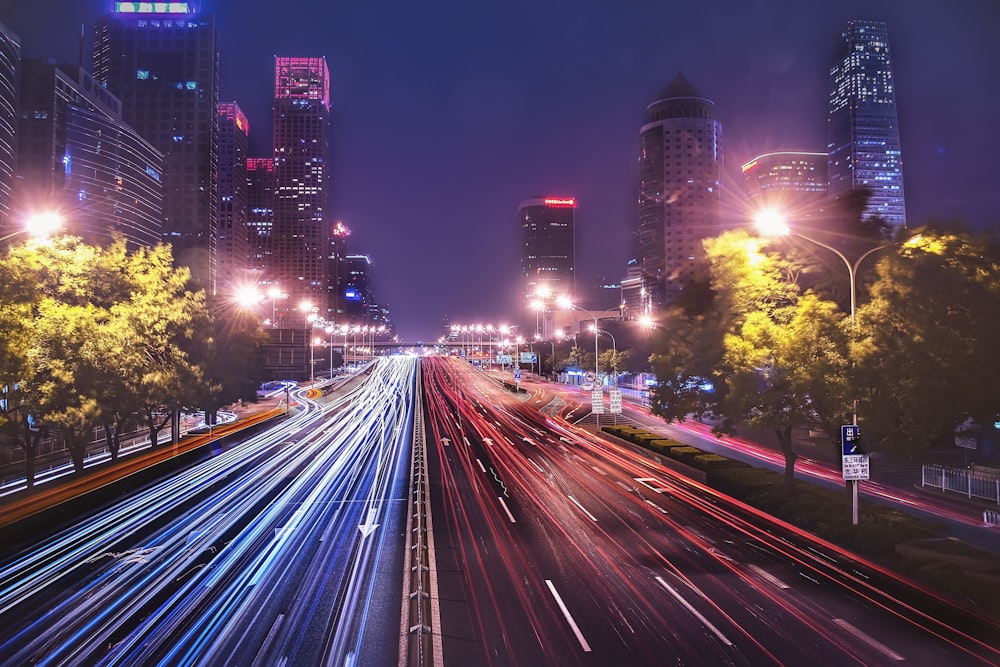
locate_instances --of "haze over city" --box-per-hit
[4,0,998,339]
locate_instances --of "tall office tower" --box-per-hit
[742,151,828,204]
[246,157,274,280]
[272,56,331,322]
[216,102,249,287]
[0,22,19,231]
[629,72,723,315]
[328,220,350,322]
[344,254,373,324]
[518,196,576,301]
[16,60,163,248]
[93,2,220,290]
[828,20,905,231]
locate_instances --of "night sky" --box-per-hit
[4,1,999,340]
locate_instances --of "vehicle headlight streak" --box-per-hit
[0,358,417,666]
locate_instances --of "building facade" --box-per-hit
[828,20,906,231]
[629,72,723,315]
[742,151,828,202]
[272,56,330,322]
[0,22,19,231]
[328,220,350,322]
[246,157,274,281]
[518,196,576,303]
[16,60,163,248]
[216,102,249,288]
[93,2,219,289]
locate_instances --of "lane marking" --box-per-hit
[644,499,669,514]
[568,495,598,522]
[528,458,545,473]
[590,466,608,476]
[545,580,592,652]
[748,564,789,590]
[832,618,905,661]
[635,477,670,493]
[498,497,516,523]
[655,576,733,646]
[476,458,487,473]
[615,481,632,492]
[483,438,494,446]
[463,437,471,447]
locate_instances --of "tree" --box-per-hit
[854,225,1000,452]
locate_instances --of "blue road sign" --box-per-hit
[841,425,861,455]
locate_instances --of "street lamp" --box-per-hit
[324,325,335,378]
[0,211,64,243]
[590,326,618,386]
[557,297,600,390]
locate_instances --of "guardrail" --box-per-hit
[922,464,1000,506]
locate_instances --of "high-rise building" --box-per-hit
[328,220,350,321]
[628,72,723,315]
[246,157,274,280]
[518,196,576,305]
[16,60,162,248]
[272,56,330,322]
[828,20,906,231]
[93,2,220,289]
[742,151,828,202]
[216,102,249,287]
[0,22,19,230]
[344,253,373,324]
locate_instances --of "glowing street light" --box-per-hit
[0,211,64,243]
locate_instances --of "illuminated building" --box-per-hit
[16,60,162,248]
[742,151,827,201]
[93,1,219,289]
[518,196,576,303]
[344,254,373,323]
[629,72,723,314]
[828,20,906,231]
[328,220,350,321]
[272,56,330,321]
[246,157,273,278]
[216,102,249,285]
[0,22,17,230]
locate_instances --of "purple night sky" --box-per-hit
[4,0,999,339]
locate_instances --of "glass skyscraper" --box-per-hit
[518,196,576,304]
[828,20,906,231]
[0,22,19,231]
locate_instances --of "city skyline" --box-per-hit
[3,0,998,340]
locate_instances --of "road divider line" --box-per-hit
[545,580,592,653]
[655,576,733,646]
[644,499,668,514]
[590,466,607,476]
[528,458,545,473]
[748,564,789,590]
[615,481,632,492]
[832,618,904,661]
[476,458,486,473]
[463,437,471,447]
[567,495,598,522]
[498,497,516,523]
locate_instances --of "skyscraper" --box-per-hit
[93,2,220,289]
[272,56,330,321]
[328,220,350,321]
[518,196,576,303]
[828,20,906,231]
[742,151,827,208]
[16,60,163,249]
[216,102,249,287]
[0,22,19,231]
[246,157,274,280]
[628,72,723,315]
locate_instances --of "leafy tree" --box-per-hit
[854,225,1000,452]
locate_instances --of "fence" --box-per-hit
[921,464,1000,506]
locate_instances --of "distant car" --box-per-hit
[581,382,593,391]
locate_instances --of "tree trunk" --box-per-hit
[775,426,798,495]
[146,409,170,448]
[66,432,87,473]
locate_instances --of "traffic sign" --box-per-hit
[591,389,604,414]
[514,370,521,381]
[842,454,870,480]
[609,389,622,414]
[584,371,596,383]
[841,425,862,455]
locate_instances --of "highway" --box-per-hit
[421,356,1000,666]
[0,356,416,666]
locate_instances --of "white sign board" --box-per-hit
[955,435,978,450]
[591,389,604,414]
[609,389,622,414]
[842,454,870,481]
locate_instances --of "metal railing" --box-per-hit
[922,464,1000,506]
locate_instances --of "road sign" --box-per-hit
[841,425,862,455]
[584,371,596,383]
[955,435,978,450]
[520,352,536,364]
[514,370,521,381]
[591,389,604,414]
[608,389,622,414]
[496,354,512,364]
[842,454,870,480]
